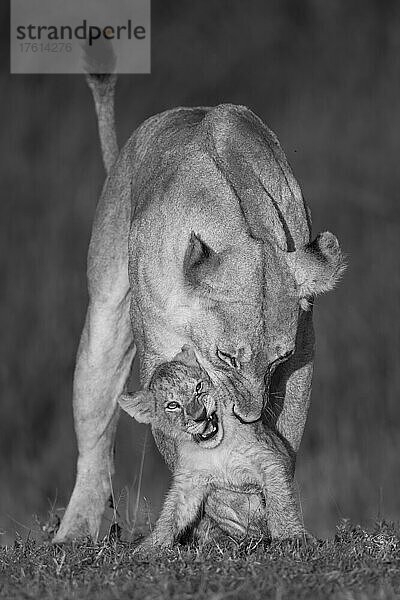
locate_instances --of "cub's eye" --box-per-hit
[166,401,181,411]
[195,381,203,394]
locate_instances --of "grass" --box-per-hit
[1,521,399,599]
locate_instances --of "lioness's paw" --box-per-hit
[270,530,317,550]
[132,543,153,560]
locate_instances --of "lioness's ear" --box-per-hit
[184,232,222,286]
[286,231,346,308]
[118,390,155,423]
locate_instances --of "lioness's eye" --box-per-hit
[166,401,181,411]
[195,381,203,394]
[216,348,239,369]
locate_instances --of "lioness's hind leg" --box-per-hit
[54,160,136,543]
[54,299,135,543]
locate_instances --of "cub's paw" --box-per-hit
[132,535,172,560]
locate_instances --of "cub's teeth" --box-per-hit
[193,413,219,442]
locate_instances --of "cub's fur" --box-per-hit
[119,347,304,550]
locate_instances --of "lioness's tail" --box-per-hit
[84,42,118,174]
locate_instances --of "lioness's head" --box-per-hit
[183,229,345,423]
[119,346,224,449]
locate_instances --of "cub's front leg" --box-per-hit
[136,472,206,555]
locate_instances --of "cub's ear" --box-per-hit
[285,231,346,308]
[184,232,222,286]
[172,344,199,367]
[118,390,155,423]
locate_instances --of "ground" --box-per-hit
[1,521,399,599]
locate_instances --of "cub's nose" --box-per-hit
[193,406,207,422]
[186,398,207,422]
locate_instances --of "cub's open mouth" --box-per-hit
[193,412,219,443]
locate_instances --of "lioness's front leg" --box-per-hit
[270,308,315,460]
[137,474,206,553]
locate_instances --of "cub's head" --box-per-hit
[118,346,224,449]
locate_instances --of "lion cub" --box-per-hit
[119,346,304,551]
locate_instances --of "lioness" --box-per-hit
[54,64,344,542]
[119,345,304,550]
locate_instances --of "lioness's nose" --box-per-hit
[187,399,207,422]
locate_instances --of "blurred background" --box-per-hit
[1,0,399,543]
